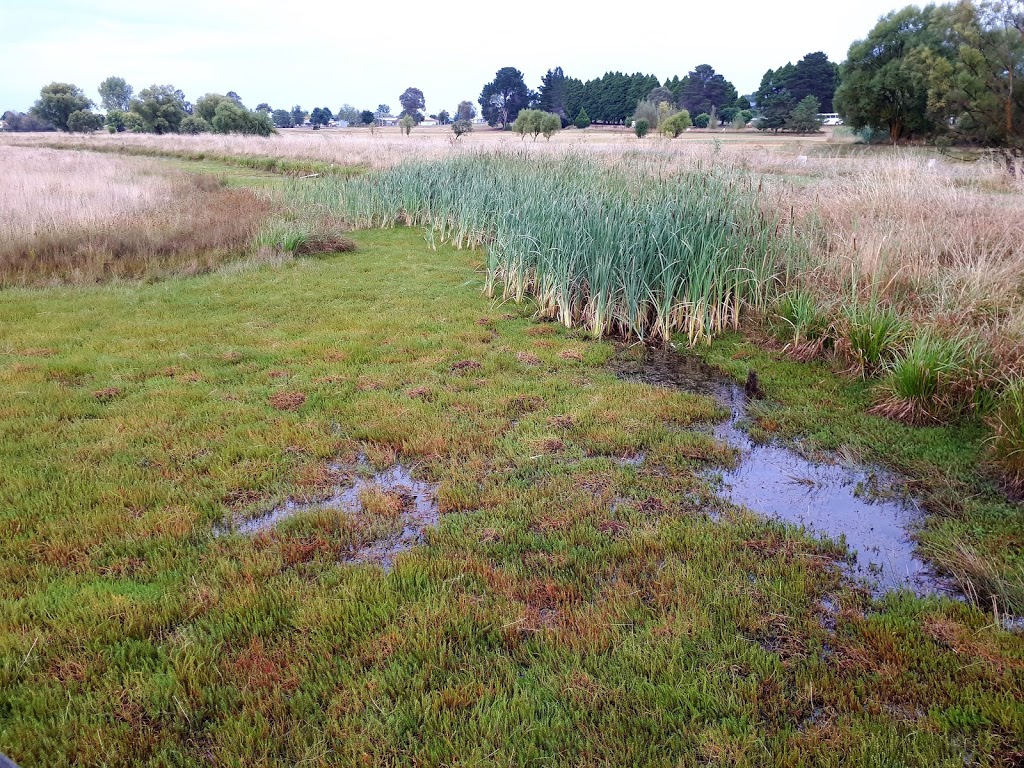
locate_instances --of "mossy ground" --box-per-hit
[1,229,1022,766]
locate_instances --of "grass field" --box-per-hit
[1,138,1022,766]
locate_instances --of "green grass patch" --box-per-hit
[1,229,1022,765]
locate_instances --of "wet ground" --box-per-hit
[220,459,439,570]
[613,345,955,598]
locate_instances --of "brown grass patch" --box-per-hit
[91,387,122,402]
[451,360,482,372]
[268,391,306,411]
[0,147,274,286]
[516,352,542,366]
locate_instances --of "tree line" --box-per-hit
[4,0,1019,170]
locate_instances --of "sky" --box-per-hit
[1,0,907,115]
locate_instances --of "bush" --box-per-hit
[399,115,414,135]
[451,120,473,140]
[66,110,103,133]
[574,108,591,129]
[661,111,692,138]
[693,113,711,129]
[180,116,211,135]
[633,119,649,139]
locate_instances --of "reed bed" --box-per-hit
[288,152,790,343]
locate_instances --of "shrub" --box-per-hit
[180,116,211,135]
[633,119,649,139]
[399,115,414,135]
[574,108,591,129]
[693,113,711,129]
[661,111,692,138]
[66,110,103,134]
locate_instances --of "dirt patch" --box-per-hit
[92,387,122,402]
[268,391,306,411]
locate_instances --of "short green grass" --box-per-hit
[1,229,1022,766]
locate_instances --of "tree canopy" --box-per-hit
[399,87,426,122]
[98,76,133,112]
[834,4,948,142]
[129,85,188,134]
[31,83,94,132]
[480,67,534,128]
[676,65,738,118]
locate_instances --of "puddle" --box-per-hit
[219,459,439,570]
[614,346,954,598]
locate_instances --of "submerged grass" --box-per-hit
[283,152,792,344]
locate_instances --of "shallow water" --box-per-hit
[614,346,954,597]
[222,460,439,570]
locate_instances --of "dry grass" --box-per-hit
[0,146,274,286]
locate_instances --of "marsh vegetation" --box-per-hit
[0,132,1022,766]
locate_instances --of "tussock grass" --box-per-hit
[988,376,1024,495]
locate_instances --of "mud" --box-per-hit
[614,346,955,598]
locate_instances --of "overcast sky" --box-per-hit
[2,0,906,115]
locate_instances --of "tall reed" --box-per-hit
[285,152,791,344]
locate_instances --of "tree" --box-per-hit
[272,109,294,128]
[455,100,476,122]
[647,86,675,107]
[360,110,375,126]
[693,112,711,128]
[574,107,591,128]
[834,5,947,142]
[757,90,796,132]
[66,110,103,133]
[310,107,333,127]
[375,104,391,121]
[255,102,272,113]
[211,102,275,135]
[676,65,738,116]
[452,119,473,140]
[632,99,661,129]
[479,67,534,128]
[399,87,426,122]
[512,109,548,140]
[31,82,93,132]
[786,95,823,132]
[291,105,307,126]
[336,104,361,123]
[1,110,55,131]
[661,110,692,137]
[537,67,569,122]
[788,52,841,112]
[180,115,211,134]
[195,94,235,123]
[922,0,1024,172]
[129,84,188,134]
[226,91,243,104]
[541,112,561,139]
[399,115,414,135]
[98,76,133,112]
[634,119,650,138]
[105,109,127,132]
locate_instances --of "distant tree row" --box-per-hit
[18,79,275,135]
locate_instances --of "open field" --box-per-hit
[1,138,1023,765]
